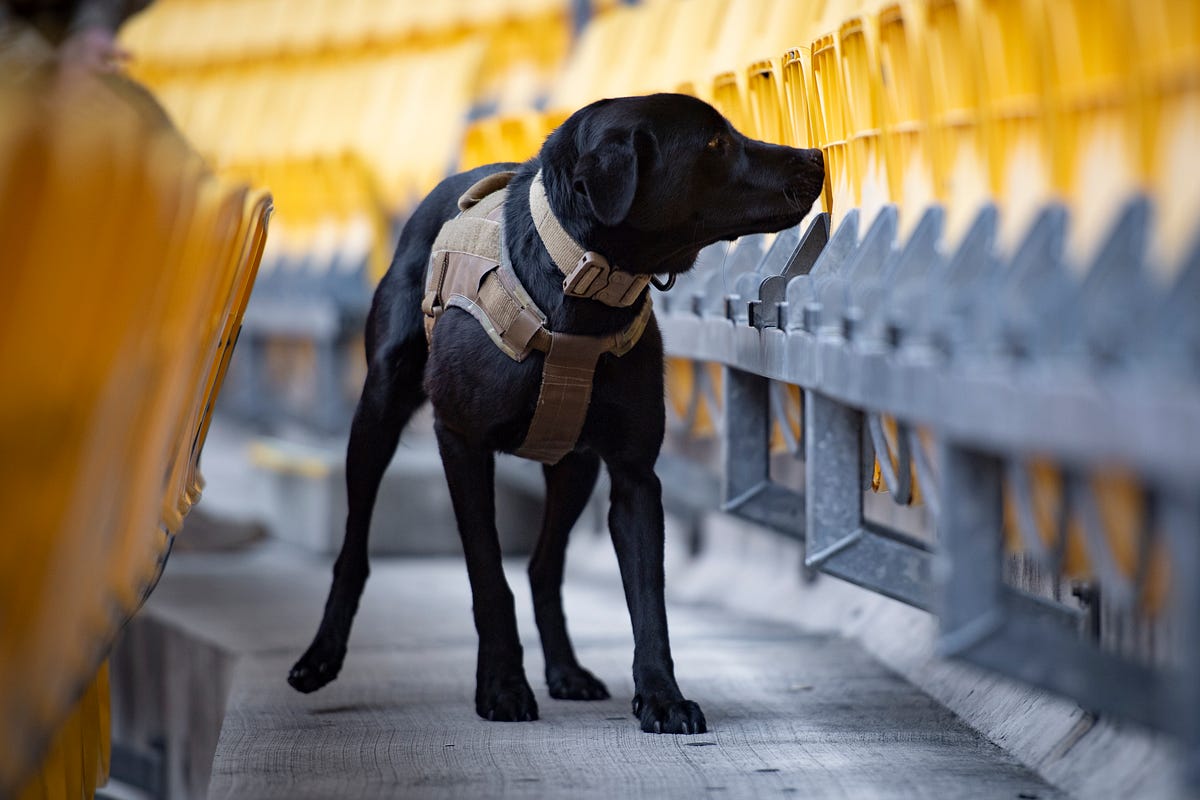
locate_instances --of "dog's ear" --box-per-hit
[573,129,656,226]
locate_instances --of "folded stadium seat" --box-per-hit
[838,14,891,224]
[647,0,731,101]
[1042,0,1141,270]
[782,48,821,153]
[923,0,990,247]
[460,116,507,170]
[1002,460,1170,613]
[0,75,199,796]
[188,189,275,506]
[666,360,726,439]
[107,162,236,605]
[876,2,936,236]
[161,180,252,535]
[973,0,1053,253]
[778,46,834,234]
[712,70,754,136]
[739,0,842,151]
[597,0,676,100]
[390,40,488,207]
[808,31,851,217]
[703,0,781,135]
[546,3,634,110]
[475,7,572,110]
[326,0,378,53]
[747,58,786,144]
[16,663,111,800]
[1133,0,1200,277]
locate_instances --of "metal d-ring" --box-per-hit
[651,273,677,291]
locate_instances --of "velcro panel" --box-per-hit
[431,216,501,263]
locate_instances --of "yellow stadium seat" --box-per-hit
[809,31,852,216]
[781,48,815,149]
[550,4,636,109]
[712,69,753,135]
[923,0,989,246]
[975,0,1053,252]
[877,2,936,236]
[1133,0,1200,276]
[188,189,275,505]
[1,53,270,792]
[649,0,732,101]
[1042,0,1140,268]
[839,13,890,223]
[747,58,786,144]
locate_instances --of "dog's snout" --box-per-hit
[790,146,823,175]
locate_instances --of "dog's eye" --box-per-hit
[705,134,730,156]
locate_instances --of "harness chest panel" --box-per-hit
[422,171,652,465]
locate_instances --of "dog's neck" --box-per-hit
[527,170,651,308]
[504,162,651,338]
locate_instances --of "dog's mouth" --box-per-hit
[643,209,811,275]
[706,208,811,246]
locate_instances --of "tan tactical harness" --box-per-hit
[422,170,653,465]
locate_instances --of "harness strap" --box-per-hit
[513,334,604,462]
[528,170,652,307]
[424,170,654,464]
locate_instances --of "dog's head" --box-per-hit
[539,93,824,275]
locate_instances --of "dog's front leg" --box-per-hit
[435,420,539,722]
[530,450,609,700]
[608,463,707,734]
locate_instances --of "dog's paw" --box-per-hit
[632,694,707,735]
[476,674,539,722]
[547,666,610,701]
[287,639,346,694]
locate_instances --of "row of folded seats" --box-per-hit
[116,0,584,429]
[464,0,1198,615]
[0,67,271,799]
[120,0,581,288]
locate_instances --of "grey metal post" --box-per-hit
[721,366,806,537]
[804,391,932,608]
[1163,489,1200,786]
[937,442,1005,655]
[721,366,770,508]
[805,390,862,562]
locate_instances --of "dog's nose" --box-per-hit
[808,149,824,171]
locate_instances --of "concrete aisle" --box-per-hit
[140,542,1062,800]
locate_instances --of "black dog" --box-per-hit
[288,93,824,734]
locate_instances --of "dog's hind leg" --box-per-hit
[435,420,539,722]
[287,326,427,694]
[529,450,610,701]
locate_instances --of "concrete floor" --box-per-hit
[141,541,1061,800]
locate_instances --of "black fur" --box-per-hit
[288,94,824,734]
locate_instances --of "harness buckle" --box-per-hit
[563,251,648,306]
[562,251,611,298]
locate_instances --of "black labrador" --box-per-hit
[288,93,824,734]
